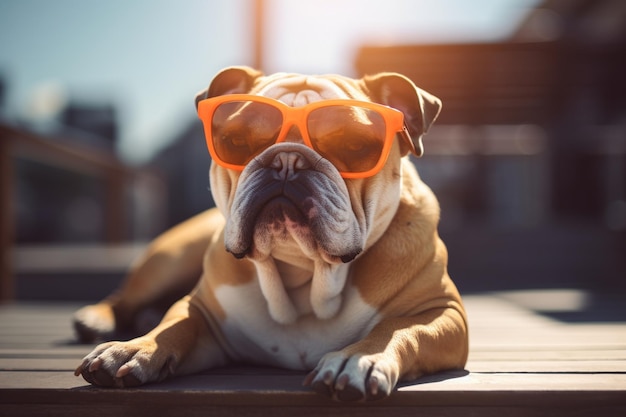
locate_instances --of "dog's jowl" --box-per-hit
[73,66,468,401]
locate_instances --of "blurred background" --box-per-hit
[1,0,625,308]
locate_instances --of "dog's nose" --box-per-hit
[251,142,324,180]
[270,150,312,181]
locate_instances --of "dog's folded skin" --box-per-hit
[74,66,468,402]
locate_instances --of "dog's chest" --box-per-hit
[214,282,380,370]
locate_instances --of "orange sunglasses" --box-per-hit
[197,94,413,179]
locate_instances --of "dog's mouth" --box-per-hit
[224,165,363,264]
[259,196,307,222]
[251,187,312,236]
[225,173,320,259]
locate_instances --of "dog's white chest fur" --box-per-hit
[214,281,380,370]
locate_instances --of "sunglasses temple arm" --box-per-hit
[399,123,417,154]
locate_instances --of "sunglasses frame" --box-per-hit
[197,94,414,179]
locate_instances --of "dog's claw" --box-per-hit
[88,357,102,372]
[74,360,85,377]
[368,375,380,397]
[334,374,349,391]
[302,370,317,386]
[116,364,131,378]
[322,370,334,385]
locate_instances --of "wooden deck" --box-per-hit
[1,290,625,416]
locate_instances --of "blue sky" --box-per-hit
[0,0,539,164]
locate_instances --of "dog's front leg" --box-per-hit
[73,208,224,343]
[75,296,229,387]
[304,306,468,401]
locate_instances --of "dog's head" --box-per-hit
[195,66,441,322]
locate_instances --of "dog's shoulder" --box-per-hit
[374,160,440,257]
[349,160,447,307]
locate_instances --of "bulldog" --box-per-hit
[73,66,468,401]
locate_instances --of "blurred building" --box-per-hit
[61,102,118,149]
[512,0,626,225]
[14,99,120,244]
[150,121,214,230]
[5,93,167,300]
[354,0,626,292]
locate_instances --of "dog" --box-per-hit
[73,66,468,401]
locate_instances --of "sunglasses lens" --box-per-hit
[211,101,283,166]
[307,106,387,173]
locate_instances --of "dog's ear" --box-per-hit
[363,73,442,157]
[194,66,264,109]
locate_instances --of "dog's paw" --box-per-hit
[303,351,399,401]
[74,339,176,387]
[73,303,117,343]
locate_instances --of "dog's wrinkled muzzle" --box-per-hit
[223,143,364,263]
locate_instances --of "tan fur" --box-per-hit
[73,209,224,340]
[74,66,468,402]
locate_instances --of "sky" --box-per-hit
[0,0,540,165]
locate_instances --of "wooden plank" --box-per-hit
[469,349,626,361]
[0,371,625,417]
[12,245,145,273]
[468,360,626,373]
[9,351,626,373]
[0,404,623,417]
[1,368,626,395]
[0,358,86,371]
[0,294,625,416]
[0,348,91,357]
[398,372,626,392]
[0,303,82,350]
[464,295,626,350]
